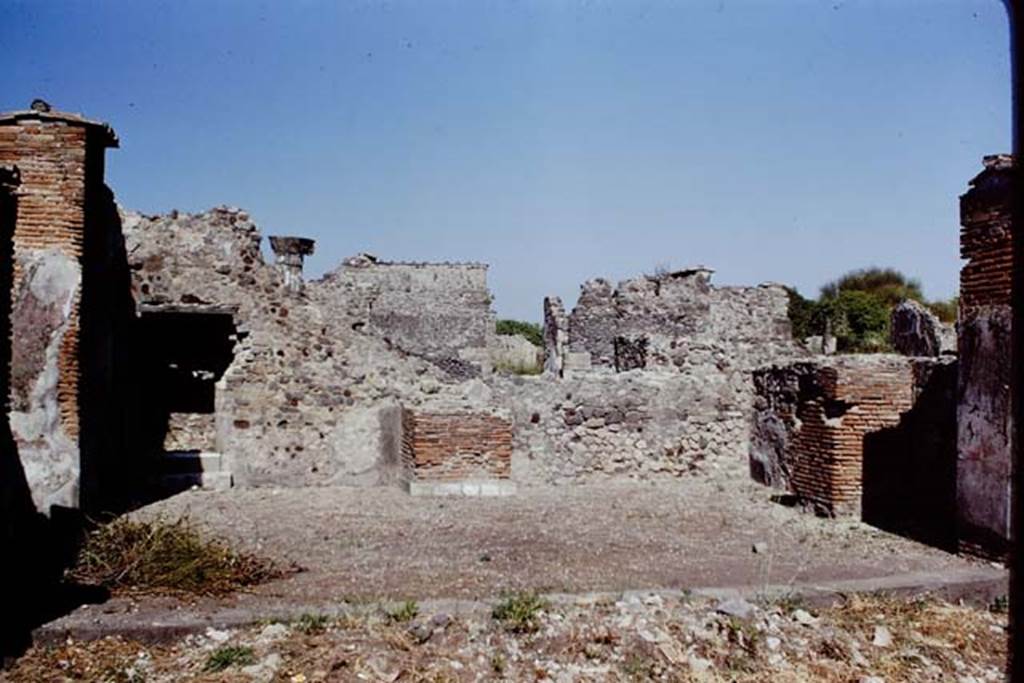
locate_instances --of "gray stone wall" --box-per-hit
[311,253,496,367]
[558,269,797,374]
[495,369,751,484]
[121,208,481,489]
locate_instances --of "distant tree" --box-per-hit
[820,267,924,307]
[785,287,820,340]
[830,290,891,352]
[926,296,959,323]
[788,268,954,354]
[496,319,543,347]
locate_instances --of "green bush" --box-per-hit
[820,267,923,307]
[927,297,958,323]
[496,319,543,347]
[204,646,256,673]
[785,287,819,340]
[492,591,548,633]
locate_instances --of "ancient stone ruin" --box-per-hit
[0,103,1016,563]
[748,154,1016,559]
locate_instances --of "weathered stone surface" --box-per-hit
[566,269,798,373]
[890,299,955,357]
[496,369,753,484]
[489,334,541,375]
[542,296,568,376]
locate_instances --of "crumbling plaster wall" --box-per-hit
[0,108,124,514]
[517,269,802,484]
[122,208,492,488]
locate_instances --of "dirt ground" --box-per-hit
[124,477,985,607]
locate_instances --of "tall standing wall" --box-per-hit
[0,106,119,513]
[957,154,1015,559]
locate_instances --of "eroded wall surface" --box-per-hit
[956,154,1015,558]
[497,369,750,484]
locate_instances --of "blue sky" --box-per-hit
[1,0,1011,321]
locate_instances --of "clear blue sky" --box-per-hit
[1,0,1011,321]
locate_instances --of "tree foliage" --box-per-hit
[788,267,956,354]
[496,319,543,347]
[820,267,924,307]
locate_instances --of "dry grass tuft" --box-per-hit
[69,516,285,596]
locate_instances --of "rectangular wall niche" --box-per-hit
[136,308,237,454]
[401,410,515,496]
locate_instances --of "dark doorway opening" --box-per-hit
[132,307,237,496]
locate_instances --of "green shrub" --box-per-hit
[203,646,255,673]
[820,267,923,307]
[496,319,543,347]
[296,612,329,634]
[386,600,419,623]
[492,591,548,633]
[785,287,819,340]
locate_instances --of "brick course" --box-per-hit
[401,411,512,482]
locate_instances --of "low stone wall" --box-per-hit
[496,369,751,484]
[751,355,955,518]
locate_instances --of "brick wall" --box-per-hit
[751,356,919,516]
[788,360,913,514]
[0,120,91,438]
[956,154,1015,559]
[0,108,117,512]
[400,410,512,482]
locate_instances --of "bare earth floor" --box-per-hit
[117,477,991,608]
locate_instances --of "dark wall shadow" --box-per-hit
[862,360,959,552]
